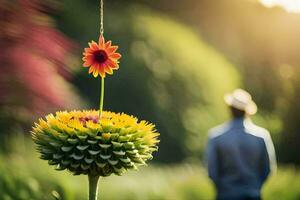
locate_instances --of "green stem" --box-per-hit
[88,175,100,200]
[99,77,105,119]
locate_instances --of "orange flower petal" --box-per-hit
[113,64,119,70]
[89,65,96,74]
[107,46,118,54]
[109,53,121,60]
[89,41,99,50]
[84,48,93,53]
[98,65,106,77]
[84,55,93,59]
[83,52,93,56]
[99,35,105,49]
[106,59,118,69]
[104,65,113,74]
[83,61,92,67]
[83,56,93,63]
[105,41,112,49]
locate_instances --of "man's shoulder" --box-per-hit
[208,122,231,139]
[245,121,271,140]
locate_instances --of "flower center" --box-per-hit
[79,115,99,125]
[93,50,108,63]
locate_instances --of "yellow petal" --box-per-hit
[89,65,96,74]
[93,70,98,77]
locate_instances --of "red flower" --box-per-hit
[83,35,121,78]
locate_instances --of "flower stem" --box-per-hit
[99,77,105,120]
[88,175,100,200]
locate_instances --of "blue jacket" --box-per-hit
[205,118,276,199]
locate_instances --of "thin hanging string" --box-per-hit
[100,0,104,35]
[99,0,105,120]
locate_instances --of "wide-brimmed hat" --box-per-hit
[224,88,257,115]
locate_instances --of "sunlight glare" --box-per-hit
[260,0,300,13]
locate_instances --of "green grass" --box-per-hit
[0,137,299,200]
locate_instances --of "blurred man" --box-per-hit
[205,89,276,200]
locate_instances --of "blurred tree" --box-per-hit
[0,0,80,150]
[279,68,300,164]
[57,1,240,163]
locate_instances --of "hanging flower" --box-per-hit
[32,110,159,176]
[32,1,159,199]
[83,35,121,78]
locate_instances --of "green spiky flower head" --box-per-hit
[32,110,159,177]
